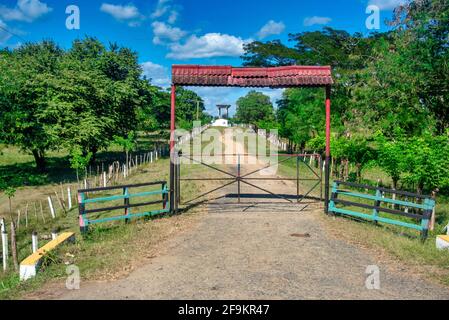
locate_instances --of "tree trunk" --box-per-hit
[31,149,46,172]
[356,163,362,182]
[392,178,398,190]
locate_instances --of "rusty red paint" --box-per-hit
[170,85,176,153]
[325,86,331,158]
[172,65,333,88]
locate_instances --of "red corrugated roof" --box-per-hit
[172,65,333,88]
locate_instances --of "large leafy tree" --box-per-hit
[0,41,63,171]
[389,0,449,133]
[277,88,327,150]
[0,37,166,170]
[235,91,275,128]
[175,87,205,129]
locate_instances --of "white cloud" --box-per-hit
[100,3,144,26]
[152,21,187,44]
[167,33,250,60]
[0,20,12,44]
[0,0,52,23]
[257,20,285,39]
[303,16,332,27]
[151,0,171,19]
[168,10,178,24]
[368,0,406,10]
[141,61,171,88]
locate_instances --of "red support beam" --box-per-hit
[170,84,176,214]
[324,85,331,213]
[170,84,176,152]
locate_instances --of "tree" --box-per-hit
[69,147,92,183]
[375,133,406,189]
[402,133,449,194]
[175,87,205,129]
[113,131,136,172]
[42,37,145,162]
[0,41,63,171]
[277,88,329,150]
[389,0,449,133]
[235,91,275,128]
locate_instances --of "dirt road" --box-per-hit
[38,130,449,300]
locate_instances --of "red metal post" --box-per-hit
[324,85,331,213]
[170,85,176,152]
[170,85,176,214]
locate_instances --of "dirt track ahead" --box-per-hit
[36,130,449,300]
[50,204,449,300]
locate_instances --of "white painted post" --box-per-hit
[48,196,56,219]
[67,187,72,210]
[123,164,126,178]
[150,152,153,163]
[0,219,4,233]
[32,231,38,253]
[405,197,409,213]
[103,172,107,187]
[2,229,8,272]
[84,179,87,189]
[51,229,58,240]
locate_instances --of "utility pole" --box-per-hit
[196,100,200,121]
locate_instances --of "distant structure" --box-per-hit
[217,105,231,119]
[212,104,231,127]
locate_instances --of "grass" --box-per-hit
[0,156,206,299]
[0,130,207,299]
[0,131,169,188]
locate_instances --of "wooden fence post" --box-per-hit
[25,203,29,228]
[39,201,46,223]
[33,202,38,221]
[60,183,65,203]
[54,191,67,215]
[10,222,18,271]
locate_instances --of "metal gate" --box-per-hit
[172,152,323,212]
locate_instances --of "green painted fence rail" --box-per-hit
[329,181,435,239]
[78,181,169,233]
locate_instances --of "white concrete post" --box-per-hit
[32,231,38,253]
[67,187,72,210]
[51,229,58,240]
[103,172,107,187]
[151,152,153,163]
[48,196,56,219]
[2,229,8,272]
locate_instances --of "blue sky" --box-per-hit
[0,0,405,116]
